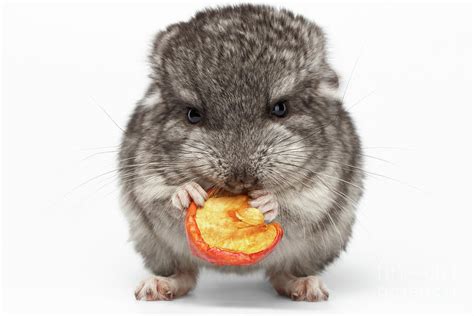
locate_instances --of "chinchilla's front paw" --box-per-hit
[171,181,208,211]
[249,189,279,222]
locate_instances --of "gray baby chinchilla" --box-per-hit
[119,4,364,302]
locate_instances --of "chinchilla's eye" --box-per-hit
[271,101,288,118]
[187,108,202,124]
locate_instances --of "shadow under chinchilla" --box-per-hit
[178,261,376,309]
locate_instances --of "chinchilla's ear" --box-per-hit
[149,24,181,79]
[295,17,339,93]
[318,61,340,89]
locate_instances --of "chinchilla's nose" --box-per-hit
[226,165,258,191]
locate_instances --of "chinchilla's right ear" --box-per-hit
[149,24,181,80]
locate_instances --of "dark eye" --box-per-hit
[271,101,288,117]
[187,108,202,124]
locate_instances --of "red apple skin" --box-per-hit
[185,200,284,266]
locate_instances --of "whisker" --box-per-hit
[91,97,124,132]
[65,161,192,198]
[81,150,119,161]
[363,146,413,151]
[80,145,119,151]
[324,208,345,250]
[271,160,363,192]
[346,89,376,111]
[313,173,360,208]
[342,52,362,101]
[358,153,395,165]
[270,149,417,190]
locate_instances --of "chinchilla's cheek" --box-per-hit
[287,114,317,130]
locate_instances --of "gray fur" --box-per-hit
[119,4,364,280]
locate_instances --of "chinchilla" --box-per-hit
[119,4,364,302]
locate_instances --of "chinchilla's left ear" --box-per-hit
[149,23,181,79]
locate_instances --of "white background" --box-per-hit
[1,0,472,314]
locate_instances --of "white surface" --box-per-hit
[1,0,472,314]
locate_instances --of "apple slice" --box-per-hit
[185,194,283,266]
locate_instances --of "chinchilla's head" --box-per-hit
[129,4,346,194]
